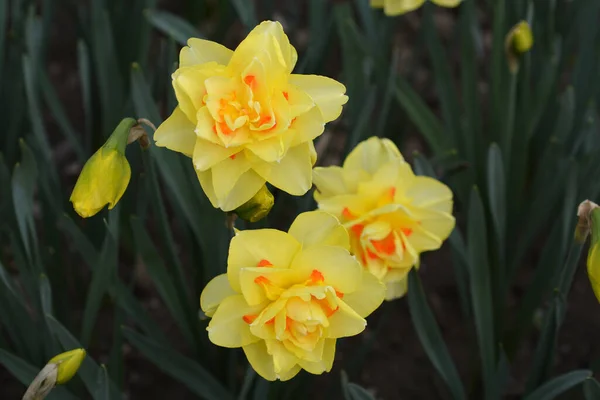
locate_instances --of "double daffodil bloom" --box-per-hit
[313,137,455,300]
[70,118,136,218]
[154,21,348,212]
[370,0,461,15]
[200,211,385,381]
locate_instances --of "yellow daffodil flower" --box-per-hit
[200,211,385,381]
[313,137,455,300]
[370,0,461,16]
[154,21,348,212]
[505,21,534,72]
[70,118,136,218]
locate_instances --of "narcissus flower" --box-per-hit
[313,137,455,300]
[154,21,348,212]
[583,201,600,302]
[505,21,534,72]
[70,118,137,218]
[200,211,385,381]
[370,0,461,16]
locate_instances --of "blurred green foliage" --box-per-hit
[1,0,600,399]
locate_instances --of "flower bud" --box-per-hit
[48,348,86,385]
[234,185,274,223]
[23,349,86,400]
[70,118,137,218]
[586,204,600,302]
[505,21,534,72]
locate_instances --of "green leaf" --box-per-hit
[467,187,495,399]
[0,348,78,400]
[341,371,375,400]
[394,77,446,155]
[423,4,461,151]
[524,370,592,400]
[39,274,53,316]
[12,139,39,267]
[77,39,93,153]
[38,68,85,161]
[46,315,122,399]
[94,365,110,400]
[583,378,600,400]
[80,220,118,347]
[486,143,506,285]
[130,216,197,350]
[407,270,466,400]
[123,328,232,400]
[145,9,201,46]
[229,0,257,30]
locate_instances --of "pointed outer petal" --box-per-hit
[309,141,317,166]
[385,276,409,300]
[218,169,266,212]
[239,268,304,306]
[315,193,374,220]
[173,63,226,123]
[211,152,251,199]
[154,107,196,157]
[285,84,315,118]
[343,137,403,175]
[251,298,287,339]
[325,299,367,338]
[288,211,350,250]
[405,176,454,213]
[358,159,413,196]
[200,274,237,317]
[207,295,264,348]
[252,142,312,195]
[194,107,221,145]
[384,0,426,15]
[179,38,233,67]
[196,169,219,208]
[362,220,392,241]
[432,0,462,7]
[342,270,386,318]
[370,0,385,8]
[229,21,291,81]
[298,339,336,374]
[228,230,301,292]
[289,106,325,147]
[405,208,456,247]
[265,339,299,375]
[288,74,348,123]
[243,341,277,381]
[313,166,349,198]
[192,137,239,171]
[290,245,362,293]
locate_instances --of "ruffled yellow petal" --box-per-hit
[343,136,402,174]
[342,270,385,318]
[239,268,302,306]
[406,176,453,213]
[290,245,361,293]
[200,274,236,317]
[325,300,366,338]
[288,74,348,123]
[192,137,239,171]
[228,230,301,292]
[289,107,325,147]
[179,38,233,67]
[207,295,264,348]
[298,339,335,374]
[252,142,313,195]
[383,0,426,15]
[243,341,302,381]
[154,107,196,157]
[432,0,462,7]
[385,276,408,300]
[313,166,348,198]
[211,153,251,200]
[173,63,226,124]
[288,210,350,250]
